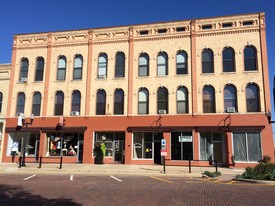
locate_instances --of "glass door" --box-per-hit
[114,141,124,163]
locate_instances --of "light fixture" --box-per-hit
[266,110,275,124]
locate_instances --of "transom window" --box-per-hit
[157,52,168,76]
[32,92,41,116]
[203,86,215,113]
[57,56,66,80]
[222,47,235,72]
[138,53,149,76]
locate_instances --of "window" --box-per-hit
[35,57,44,81]
[7,132,40,157]
[19,58,29,80]
[57,56,66,80]
[0,92,2,113]
[71,90,81,114]
[138,88,149,114]
[224,85,237,112]
[47,133,83,157]
[16,93,25,114]
[222,47,235,72]
[202,49,214,73]
[114,89,124,115]
[98,53,108,78]
[138,53,149,76]
[157,52,168,76]
[133,132,152,159]
[32,92,41,116]
[171,132,193,160]
[157,87,168,114]
[96,90,106,115]
[176,51,187,74]
[54,91,64,115]
[244,46,257,71]
[73,55,83,80]
[177,86,188,114]
[115,52,125,78]
[246,84,260,112]
[233,132,262,162]
[203,86,215,113]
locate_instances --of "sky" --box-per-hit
[1,0,275,136]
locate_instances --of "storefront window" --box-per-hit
[47,133,83,157]
[233,132,262,162]
[133,132,152,159]
[171,132,193,160]
[7,132,40,157]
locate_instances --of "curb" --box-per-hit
[233,178,275,185]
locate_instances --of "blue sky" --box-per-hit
[1,0,275,134]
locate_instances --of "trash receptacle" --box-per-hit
[94,146,103,164]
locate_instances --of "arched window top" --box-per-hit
[20,58,29,66]
[17,92,26,101]
[246,83,259,97]
[74,55,83,67]
[138,88,149,101]
[202,49,213,61]
[203,85,215,98]
[176,50,187,61]
[177,86,188,101]
[244,45,257,58]
[33,92,41,103]
[114,89,124,101]
[99,53,108,62]
[55,91,64,102]
[158,52,168,63]
[58,56,66,67]
[139,53,149,65]
[97,89,106,101]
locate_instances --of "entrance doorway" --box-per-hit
[114,140,124,163]
[154,133,162,164]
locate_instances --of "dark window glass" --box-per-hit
[157,87,168,114]
[35,57,44,81]
[54,91,64,115]
[223,48,235,72]
[138,88,149,114]
[73,55,83,80]
[72,91,81,113]
[171,132,193,160]
[244,46,257,71]
[57,56,66,80]
[32,92,41,116]
[157,52,168,76]
[16,93,25,114]
[0,92,2,113]
[115,52,125,78]
[246,84,260,112]
[202,49,214,73]
[114,89,124,115]
[96,90,106,115]
[139,53,149,76]
[176,51,187,74]
[203,86,215,113]
[98,53,107,78]
[19,58,29,79]
[224,85,237,112]
[177,87,188,114]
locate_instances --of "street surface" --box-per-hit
[0,174,274,206]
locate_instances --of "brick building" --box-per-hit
[1,12,274,167]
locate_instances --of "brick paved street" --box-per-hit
[0,174,274,206]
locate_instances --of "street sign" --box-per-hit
[161,139,166,149]
[161,149,167,156]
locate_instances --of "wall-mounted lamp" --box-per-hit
[266,110,275,124]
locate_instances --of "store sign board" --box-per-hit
[179,136,192,142]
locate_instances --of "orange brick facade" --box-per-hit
[1,13,274,167]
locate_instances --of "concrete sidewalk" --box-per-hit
[0,163,244,180]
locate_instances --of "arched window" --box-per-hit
[98,53,108,79]
[16,93,25,114]
[32,92,41,116]
[244,46,257,71]
[203,86,215,113]
[114,89,124,115]
[19,58,29,80]
[223,47,235,72]
[115,52,125,78]
[177,86,188,114]
[157,52,168,76]
[224,85,237,112]
[0,92,2,113]
[157,87,168,114]
[176,51,187,74]
[35,57,44,81]
[54,91,64,115]
[246,84,260,112]
[138,88,149,114]
[57,56,66,80]
[139,53,149,76]
[96,90,106,115]
[71,90,81,114]
[73,55,83,80]
[202,49,214,73]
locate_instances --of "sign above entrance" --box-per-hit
[179,136,192,142]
